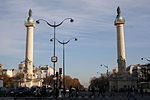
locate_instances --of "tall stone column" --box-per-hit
[114,7,126,73]
[24,9,35,83]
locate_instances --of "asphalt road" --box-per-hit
[0,91,150,100]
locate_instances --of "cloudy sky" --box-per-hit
[0,0,150,87]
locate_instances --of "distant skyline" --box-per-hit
[0,0,150,87]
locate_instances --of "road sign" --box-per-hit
[40,67,48,70]
[51,56,58,62]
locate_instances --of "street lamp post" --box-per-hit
[36,18,74,78]
[46,65,48,88]
[50,38,77,90]
[100,64,109,91]
[141,57,150,63]
[100,64,109,77]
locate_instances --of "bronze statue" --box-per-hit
[117,6,121,17]
[28,9,32,18]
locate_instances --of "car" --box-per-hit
[6,88,16,96]
[13,87,30,97]
[0,87,8,97]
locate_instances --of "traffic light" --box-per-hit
[59,68,62,74]
[56,72,58,77]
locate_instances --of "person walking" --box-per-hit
[127,86,137,100]
[63,87,66,97]
[98,86,103,97]
[55,87,59,99]
[140,86,144,97]
[110,86,115,97]
[75,87,79,97]
[90,86,95,98]
[69,86,73,98]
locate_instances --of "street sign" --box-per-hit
[40,67,48,70]
[51,56,58,62]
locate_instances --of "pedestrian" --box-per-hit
[127,86,130,97]
[55,87,59,99]
[69,86,73,98]
[98,86,103,97]
[35,87,41,99]
[102,87,106,97]
[41,86,46,97]
[63,87,66,97]
[140,86,144,97]
[128,86,137,100]
[110,86,115,97]
[90,86,95,98]
[38,87,41,97]
[75,87,79,97]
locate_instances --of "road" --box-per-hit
[0,91,150,100]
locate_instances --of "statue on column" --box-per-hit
[117,6,121,17]
[29,9,32,18]
[28,9,33,22]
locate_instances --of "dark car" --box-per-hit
[13,87,30,97]
[6,88,16,97]
[0,87,8,97]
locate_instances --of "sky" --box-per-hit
[0,0,150,87]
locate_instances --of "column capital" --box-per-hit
[114,20,125,25]
[114,7,125,25]
[24,22,35,27]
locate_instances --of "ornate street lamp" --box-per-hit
[100,64,109,77]
[36,18,74,95]
[50,38,77,90]
[141,57,150,62]
[36,18,74,77]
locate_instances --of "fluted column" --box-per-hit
[114,7,126,73]
[24,9,35,80]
